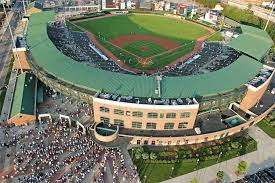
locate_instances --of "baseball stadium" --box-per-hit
[10,9,275,145]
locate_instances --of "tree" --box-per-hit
[135,152,141,160]
[248,3,252,10]
[150,152,157,160]
[216,171,224,182]
[231,142,240,149]
[134,146,144,154]
[237,160,248,174]
[189,177,198,183]
[142,152,149,160]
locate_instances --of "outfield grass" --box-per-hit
[75,14,209,70]
[76,14,208,43]
[123,40,166,58]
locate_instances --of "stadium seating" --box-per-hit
[48,22,241,77]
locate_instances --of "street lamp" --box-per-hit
[2,3,23,74]
[217,151,223,163]
[264,0,275,31]
[144,175,147,183]
[170,166,174,178]
[22,0,27,15]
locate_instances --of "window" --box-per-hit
[137,140,141,144]
[114,119,124,127]
[164,122,174,130]
[132,111,143,117]
[132,121,142,128]
[114,109,124,115]
[166,113,176,118]
[144,140,148,145]
[151,141,155,145]
[178,122,188,129]
[99,106,109,113]
[159,113,164,118]
[146,122,157,129]
[100,117,110,123]
[147,112,158,118]
[126,111,131,116]
[180,112,191,118]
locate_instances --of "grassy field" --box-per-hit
[207,32,224,41]
[66,21,84,32]
[131,135,257,183]
[123,40,166,58]
[257,112,275,138]
[75,14,209,70]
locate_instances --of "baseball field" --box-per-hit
[75,14,211,71]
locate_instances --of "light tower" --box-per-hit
[2,3,23,74]
[264,0,275,31]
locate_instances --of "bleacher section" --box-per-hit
[47,23,131,74]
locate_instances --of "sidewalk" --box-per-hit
[0,70,17,123]
[162,126,275,183]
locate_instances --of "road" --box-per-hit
[0,4,21,97]
[227,0,275,24]
[162,126,275,183]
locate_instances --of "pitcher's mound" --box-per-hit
[140,46,149,52]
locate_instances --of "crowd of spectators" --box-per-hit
[0,118,139,182]
[161,43,240,76]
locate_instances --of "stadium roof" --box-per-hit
[227,25,273,60]
[10,73,36,118]
[27,11,266,98]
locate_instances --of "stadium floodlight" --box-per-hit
[2,3,24,74]
[22,0,27,15]
[264,0,275,31]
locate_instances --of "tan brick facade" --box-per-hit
[93,97,199,130]
[240,69,274,111]
[125,103,275,145]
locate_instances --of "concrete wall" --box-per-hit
[94,123,119,142]
[7,113,36,126]
[13,49,31,71]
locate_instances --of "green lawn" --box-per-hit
[66,21,84,32]
[123,40,166,58]
[257,116,275,138]
[207,32,224,41]
[76,14,208,43]
[148,42,195,70]
[75,14,209,70]
[132,135,257,183]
